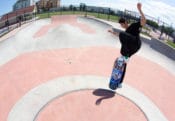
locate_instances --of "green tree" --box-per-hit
[164,26,174,36]
[73,7,77,11]
[69,5,73,11]
[159,25,174,39]
[110,10,115,15]
[80,3,86,11]
[146,19,159,29]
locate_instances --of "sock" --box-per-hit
[121,56,129,63]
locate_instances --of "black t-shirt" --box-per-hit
[125,22,142,37]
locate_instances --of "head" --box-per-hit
[118,18,128,29]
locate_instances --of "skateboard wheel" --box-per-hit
[109,82,117,90]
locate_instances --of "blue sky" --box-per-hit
[0,0,175,26]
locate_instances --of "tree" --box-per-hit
[173,32,175,43]
[36,2,40,13]
[164,26,174,36]
[159,25,174,40]
[69,5,73,11]
[110,10,115,15]
[82,4,86,11]
[146,19,159,29]
[80,3,86,11]
[73,7,77,11]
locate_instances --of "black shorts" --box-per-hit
[119,32,141,57]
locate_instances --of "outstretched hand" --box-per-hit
[108,29,119,36]
[108,29,113,33]
[137,2,142,11]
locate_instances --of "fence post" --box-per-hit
[60,7,62,15]
[85,7,87,17]
[98,8,100,18]
[107,8,110,21]
[6,14,9,31]
[47,11,50,18]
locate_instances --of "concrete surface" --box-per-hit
[0,15,175,121]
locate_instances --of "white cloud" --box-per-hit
[144,0,175,25]
[61,0,175,27]
[93,0,175,27]
[98,0,138,11]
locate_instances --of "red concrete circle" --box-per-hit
[0,47,175,121]
[35,90,147,121]
[1,14,174,121]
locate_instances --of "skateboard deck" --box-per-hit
[109,57,127,90]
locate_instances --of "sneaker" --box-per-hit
[122,56,129,63]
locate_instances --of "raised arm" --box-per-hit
[137,3,146,26]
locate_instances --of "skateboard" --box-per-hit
[109,57,127,90]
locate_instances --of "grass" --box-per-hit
[36,11,119,21]
[167,40,175,48]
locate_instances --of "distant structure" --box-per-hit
[0,0,36,29]
[36,0,61,10]
[13,0,35,11]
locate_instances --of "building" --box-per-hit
[0,5,36,29]
[37,0,61,9]
[13,0,35,11]
[86,6,110,13]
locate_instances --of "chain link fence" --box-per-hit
[0,5,174,44]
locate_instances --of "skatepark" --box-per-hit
[0,15,175,121]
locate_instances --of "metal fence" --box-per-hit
[0,5,174,38]
[0,12,36,37]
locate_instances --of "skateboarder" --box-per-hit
[108,2,146,87]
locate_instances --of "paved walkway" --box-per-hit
[0,15,175,121]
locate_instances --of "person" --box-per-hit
[17,15,22,27]
[108,2,146,87]
[5,20,10,30]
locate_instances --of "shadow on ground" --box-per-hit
[93,88,115,105]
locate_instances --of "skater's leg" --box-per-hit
[119,64,127,84]
[119,32,141,58]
